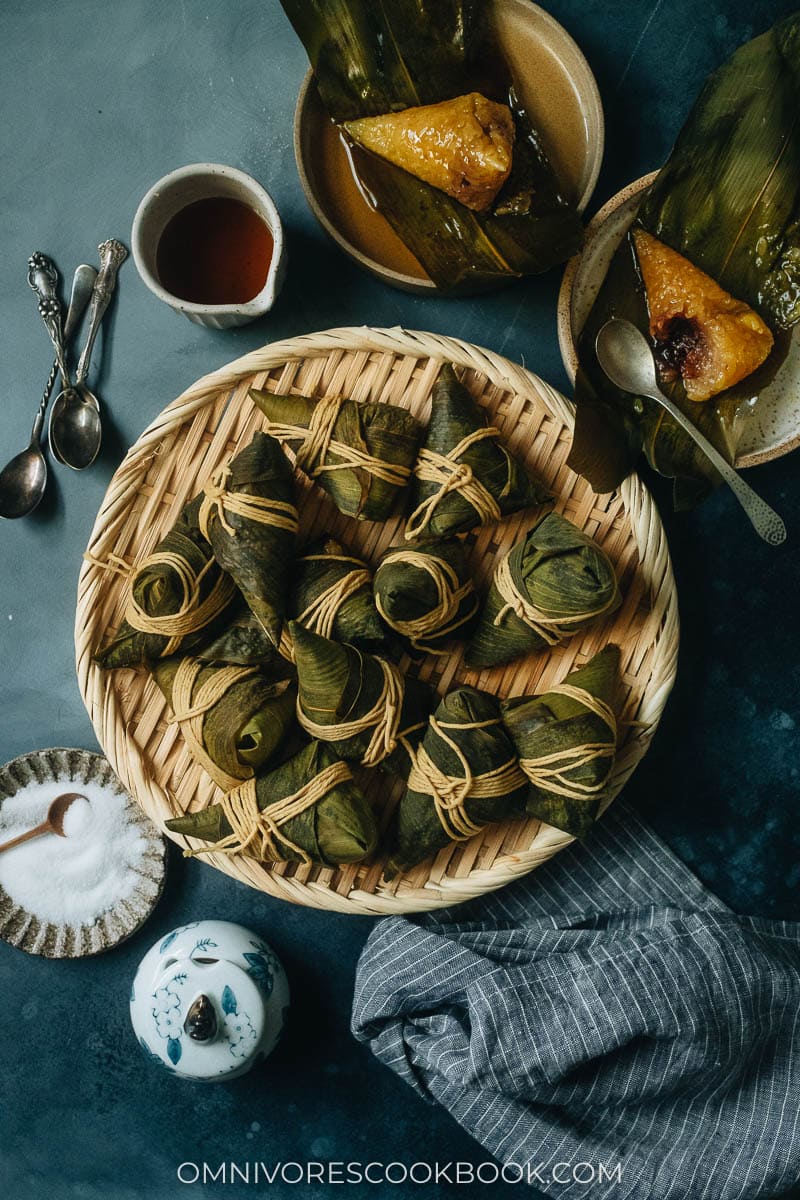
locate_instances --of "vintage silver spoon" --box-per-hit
[0,260,95,520]
[595,319,787,546]
[0,792,86,855]
[49,238,128,471]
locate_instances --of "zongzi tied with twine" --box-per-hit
[249,388,423,522]
[196,600,294,671]
[386,686,531,876]
[501,645,620,837]
[286,537,386,655]
[405,364,549,540]
[152,656,298,792]
[198,431,298,646]
[93,495,236,670]
[291,622,432,774]
[465,512,621,669]
[166,740,377,867]
[373,538,479,654]
[344,93,515,213]
[280,0,583,291]
[568,12,800,504]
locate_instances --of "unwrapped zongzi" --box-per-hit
[501,646,620,837]
[465,512,620,669]
[250,389,423,521]
[94,495,236,670]
[373,539,478,654]
[165,740,377,867]
[291,622,432,773]
[197,432,298,646]
[387,687,530,874]
[152,656,297,791]
[405,365,548,540]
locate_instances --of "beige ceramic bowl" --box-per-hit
[556,171,800,468]
[131,163,287,329]
[294,0,604,294]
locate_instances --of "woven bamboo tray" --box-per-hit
[76,326,678,915]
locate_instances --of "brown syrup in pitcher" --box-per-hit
[156,197,273,305]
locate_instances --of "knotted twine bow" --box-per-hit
[405,427,504,540]
[198,464,298,543]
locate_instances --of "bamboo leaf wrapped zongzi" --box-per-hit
[405,364,549,540]
[465,512,621,669]
[290,622,432,773]
[165,740,377,867]
[93,495,237,670]
[386,686,531,875]
[196,601,293,670]
[250,389,423,522]
[501,646,620,837]
[373,539,479,654]
[288,537,386,654]
[197,432,298,645]
[568,13,800,504]
[152,656,298,791]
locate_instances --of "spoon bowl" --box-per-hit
[0,441,48,519]
[0,791,86,855]
[49,386,102,470]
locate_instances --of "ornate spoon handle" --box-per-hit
[27,252,71,389]
[32,265,97,443]
[75,239,127,385]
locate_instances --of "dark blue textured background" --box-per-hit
[0,2,797,1198]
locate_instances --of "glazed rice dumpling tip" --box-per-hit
[633,229,774,402]
[196,431,298,647]
[165,740,377,867]
[405,364,549,541]
[250,388,423,522]
[344,93,515,213]
[92,495,236,670]
[501,645,620,838]
[373,539,479,654]
[466,512,621,669]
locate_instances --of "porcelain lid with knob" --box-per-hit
[130,920,289,1081]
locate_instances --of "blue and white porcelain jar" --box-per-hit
[130,920,289,1081]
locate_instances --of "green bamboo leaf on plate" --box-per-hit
[568,12,800,506]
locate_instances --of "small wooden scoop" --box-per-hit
[0,792,86,855]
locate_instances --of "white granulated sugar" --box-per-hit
[0,780,149,926]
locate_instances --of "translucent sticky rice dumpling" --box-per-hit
[405,364,549,540]
[290,622,432,774]
[373,538,479,654]
[344,93,515,213]
[197,431,298,647]
[250,388,423,522]
[93,495,236,670]
[501,646,620,837]
[288,537,386,654]
[386,687,530,876]
[152,656,297,792]
[465,512,621,669]
[633,230,774,402]
[165,740,377,868]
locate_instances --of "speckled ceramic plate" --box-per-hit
[0,748,166,958]
[557,172,800,469]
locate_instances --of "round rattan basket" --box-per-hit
[76,326,678,915]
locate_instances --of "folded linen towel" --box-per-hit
[353,803,800,1200]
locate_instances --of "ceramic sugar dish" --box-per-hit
[130,920,289,1081]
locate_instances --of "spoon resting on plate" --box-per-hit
[595,319,787,547]
[0,793,86,855]
[49,239,128,471]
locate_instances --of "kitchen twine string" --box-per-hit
[492,552,619,645]
[405,427,504,539]
[183,759,353,864]
[167,658,260,791]
[262,393,411,488]
[375,548,478,652]
[198,465,298,542]
[297,655,424,768]
[518,683,618,798]
[280,560,373,662]
[407,715,528,841]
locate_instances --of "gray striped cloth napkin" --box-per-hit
[353,803,800,1199]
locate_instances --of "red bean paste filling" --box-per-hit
[652,315,706,382]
